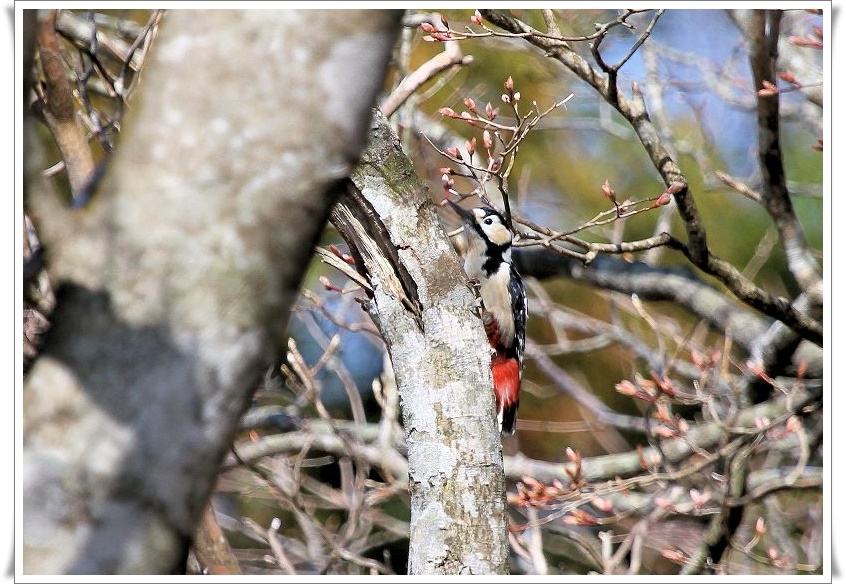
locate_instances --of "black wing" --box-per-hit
[508,265,527,369]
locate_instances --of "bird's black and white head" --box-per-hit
[447,200,513,279]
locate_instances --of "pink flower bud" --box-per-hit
[488,156,502,173]
[786,415,802,433]
[778,71,798,85]
[463,97,477,112]
[655,425,677,439]
[472,10,483,25]
[758,80,779,97]
[504,76,514,92]
[591,496,613,513]
[653,192,672,207]
[485,101,497,120]
[482,130,492,150]
[615,380,638,396]
[438,107,456,117]
[662,549,686,563]
[601,179,616,201]
[666,181,685,194]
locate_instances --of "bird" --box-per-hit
[447,200,527,435]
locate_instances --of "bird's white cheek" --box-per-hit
[485,225,512,246]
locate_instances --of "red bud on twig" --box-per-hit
[485,101,497,121]
[320,276,343,293]
[757,80,779,97]
[482,129,492,151]
[652,192,672,208]
[778,71,798,85]
[666,181,685,194]
[601,179,617,204]
[662,550,686,563]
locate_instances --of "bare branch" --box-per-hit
[35,10,96,200]
[746,10,823,305]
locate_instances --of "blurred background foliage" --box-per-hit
[282,9,822,572]
[293,7,824,455]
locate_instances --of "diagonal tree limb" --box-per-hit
[478,9,821,347]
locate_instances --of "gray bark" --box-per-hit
[23,10,401,574]
[331,111,510,574]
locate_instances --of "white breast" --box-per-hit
[476,262,515,344]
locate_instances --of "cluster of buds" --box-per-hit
[755,414,804,442]
[438,98,500,126]
[636,444,662,471]
[501,75,520,105]
[329,244,355,265]
[419,13,452,42]
[788,25,823,49]
[615,369,684,404]
[614,374,659,403]
[562,508,600,526]
[691,348,721,372]
[651,181,684,209]
[766,546,795,569]
[564,446,585,488]
[651,400,689,440]
[508,475,569,508]
[435,77,521,205]
[655,487,711,515]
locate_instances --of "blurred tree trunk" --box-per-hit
[332,111,510,574]
[22,10,401,574]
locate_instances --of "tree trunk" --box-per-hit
[332,111,509,574]
[23,9,401,574]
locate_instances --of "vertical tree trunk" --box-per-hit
[332,111,510,574]
[23,10,401,574]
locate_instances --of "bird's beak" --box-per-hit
[446,199,474,225]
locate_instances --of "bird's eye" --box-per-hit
[484,218,493,225]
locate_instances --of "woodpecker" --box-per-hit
[448,200,527,435]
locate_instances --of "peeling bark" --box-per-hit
[332,111,510,575]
